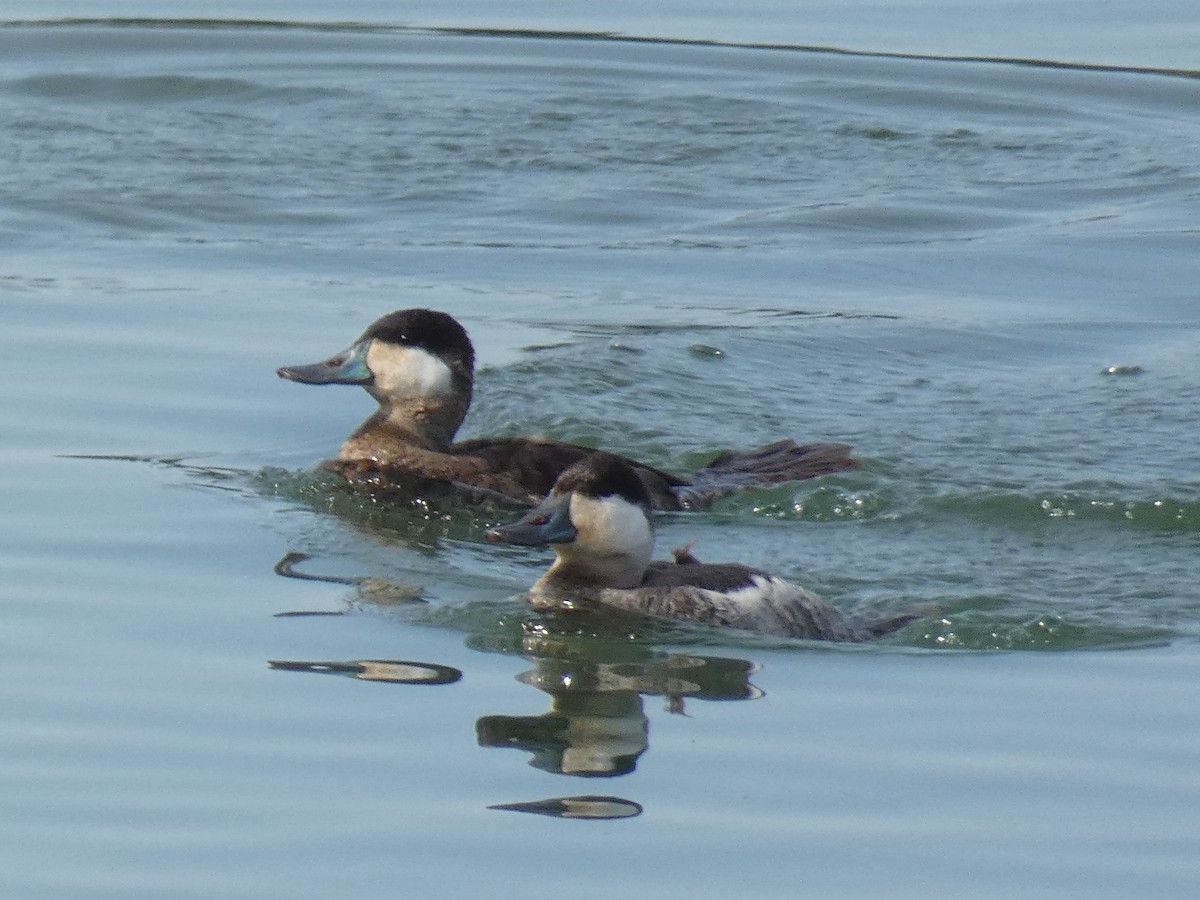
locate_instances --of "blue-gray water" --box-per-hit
[2,9,1199,899]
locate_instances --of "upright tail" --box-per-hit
[673,439,858,508]
[860,604,939,639]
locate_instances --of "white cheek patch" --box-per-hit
[366,341,454,399]
[570,494,653,557]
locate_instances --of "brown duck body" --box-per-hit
[279,308,857,509]
[327,432,690,508]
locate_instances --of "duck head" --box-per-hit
[487,453,656,589]
[278,308,476,450]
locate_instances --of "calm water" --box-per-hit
[2,10,1199,899]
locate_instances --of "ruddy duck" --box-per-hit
[278,308,856,509]
[486,453,923,642]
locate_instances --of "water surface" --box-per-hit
[2,16,1199,900]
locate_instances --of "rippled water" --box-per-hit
[2,14,1199,899]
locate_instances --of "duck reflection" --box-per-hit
[272,551,425,615]
[268,658,462,685]
[476,635,762,778]
[488,796,643,820]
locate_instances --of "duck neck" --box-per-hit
[339,395,468,460]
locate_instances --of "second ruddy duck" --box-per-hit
[278,308,856,509]
[486,453,923,641]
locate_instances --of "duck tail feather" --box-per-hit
[674,440,858,508]
[862,604,939,639]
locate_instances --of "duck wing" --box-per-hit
[583,575,862,642]
[449,437,687,507]
[625,563,858,640]
[674,440,857,508]
[643,561,768,590]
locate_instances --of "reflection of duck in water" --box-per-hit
[477,651,761,777]
[277,308,857,509]
[487,453,926,642]
[488,796,643,820]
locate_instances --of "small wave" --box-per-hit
[9,72,342,105]
[713,478,1200,532]
[249,465,521,544]
[932,489,1200,532]
[467,601,1170,653]
[912,611,1169,651]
